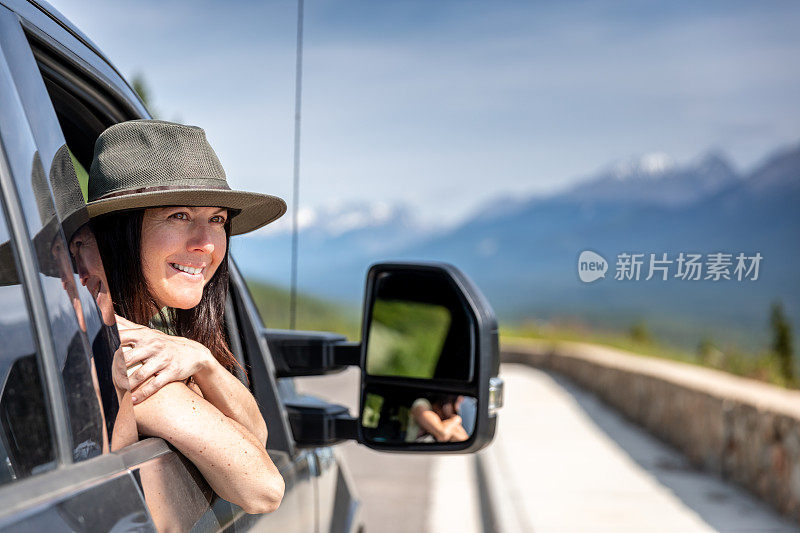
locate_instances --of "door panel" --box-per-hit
[0,472,153,532]
[120,439,215,533]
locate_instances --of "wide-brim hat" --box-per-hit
[0,152,66,286]
[87,119,286,235]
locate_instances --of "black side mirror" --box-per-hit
[358,262,502,453]
[268,261,503,452]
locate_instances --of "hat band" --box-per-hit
[96,183,230,201]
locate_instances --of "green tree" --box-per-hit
[629,320,651,344]
[131,72,158,117]
[769,301,795,382]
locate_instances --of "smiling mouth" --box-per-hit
[169,263,204,277]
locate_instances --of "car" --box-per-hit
[0,0,503,530]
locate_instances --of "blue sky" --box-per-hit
[47,0,800,227]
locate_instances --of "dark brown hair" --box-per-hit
[90,209,238,371]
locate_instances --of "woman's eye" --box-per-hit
[170,212,190,220]
[210,215,226,224]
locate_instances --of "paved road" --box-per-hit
[489,364,798,532]
[295,364,797,532]
[295,369,471,533]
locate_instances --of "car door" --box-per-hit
[225,261,316,533]
[2,2,318,530]
[0,7,156,529]
[0,4,226,530]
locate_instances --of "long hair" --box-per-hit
[90,209,238,372]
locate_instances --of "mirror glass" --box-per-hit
[361,387,477,445]
[365,271,474,381]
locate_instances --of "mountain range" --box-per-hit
[231,142,800,349]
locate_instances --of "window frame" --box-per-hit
[0,5,73,471]
[0,4,132,512]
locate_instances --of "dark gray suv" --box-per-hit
[0,1,503,530]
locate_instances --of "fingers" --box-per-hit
[127,356,167,392]
[131,373,170,404]
[118,327,152,346]
[121,345,152,367]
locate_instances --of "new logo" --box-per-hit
[578,250,607,283]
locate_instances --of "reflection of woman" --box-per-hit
[69,224,138,452]
[407,394,469,443]
[78,120,286,514]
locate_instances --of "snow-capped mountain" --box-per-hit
[232,142,800,348]
[231,201,433,285]
[559,151,741,207]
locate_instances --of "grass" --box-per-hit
[366,300,452,378]
[244,279,360,340]
[502,320,797,389]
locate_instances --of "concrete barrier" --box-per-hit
[502,339,800,524]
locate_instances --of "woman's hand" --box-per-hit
[115,315,213,404]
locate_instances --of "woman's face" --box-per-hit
[70,225,115,326]
[140,206,227,310]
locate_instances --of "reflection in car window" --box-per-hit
[0,196,56,484]
[25,151,105,461]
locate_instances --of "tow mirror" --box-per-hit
[358,262,501,452]
[271,262,503,453]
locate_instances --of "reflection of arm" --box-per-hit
[448,422,469,442]
[133,382,284,514]
[410,403,462,442]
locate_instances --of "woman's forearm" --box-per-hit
[192,358,268,446]
[414,409,454,442]
[134,382,283,514]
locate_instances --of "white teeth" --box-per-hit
[171,263,202,275]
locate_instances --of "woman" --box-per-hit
[80,119,286,514]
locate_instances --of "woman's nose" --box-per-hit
[186,223,217,254]
[75,258,90,286]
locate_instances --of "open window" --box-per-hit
[22,25,291,453]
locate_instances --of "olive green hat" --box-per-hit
[87,119,286,235]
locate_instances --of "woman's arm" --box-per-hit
[191,360,268,446]
[410,404,463,442]
[117,317,268,445]
[133,381,284,514]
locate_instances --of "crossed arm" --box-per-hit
[115,317,283,513]
[410,403,469,442]
[134,382,283,514]
[117,316,267,445]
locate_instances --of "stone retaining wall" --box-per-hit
[502,340,800,524]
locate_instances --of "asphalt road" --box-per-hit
[489,363,798,532]
[294,368,436,533]
[295,364,797,533]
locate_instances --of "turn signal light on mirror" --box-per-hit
[488,377,504,416]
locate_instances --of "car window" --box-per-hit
[0,195,56,484]
[7,23,143,454]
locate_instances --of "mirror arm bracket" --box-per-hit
[333,342,361,367]
[334,416,359,441]
[266,329,362,377]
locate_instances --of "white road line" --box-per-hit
[427,454,482,533]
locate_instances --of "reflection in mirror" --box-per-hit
[365,270,474,382]
[361,388,476,445]
[367,299,451,379]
